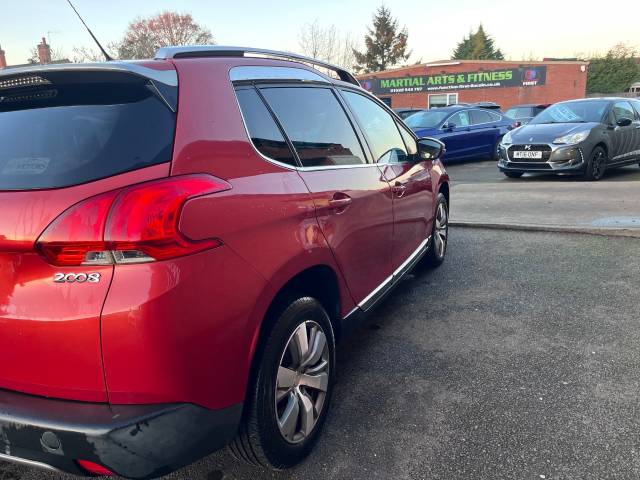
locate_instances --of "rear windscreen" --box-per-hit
[0,71,176,190]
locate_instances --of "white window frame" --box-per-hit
[428,93,458,109]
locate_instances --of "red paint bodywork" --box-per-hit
[0,57,449,410]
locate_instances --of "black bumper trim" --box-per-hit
[0,388,242,479]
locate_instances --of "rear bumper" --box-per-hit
[0,388,242,479]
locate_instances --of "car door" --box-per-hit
[609,100,638,163]
[258,85,394,306]
[339,89,433,273]
[470,109,501,157]
[440,110,477,159]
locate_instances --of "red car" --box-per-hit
[0,47,450,478]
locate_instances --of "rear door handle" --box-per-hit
[328,193,352,213]
[392,182,407,198]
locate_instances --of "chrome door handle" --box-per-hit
[392,182,407,198]
[327,193,352,213]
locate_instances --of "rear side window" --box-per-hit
[470,109,494,124]
[260,87,366,167]
[235,88,296,166]
[0,71,176,190]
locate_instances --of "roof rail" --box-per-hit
[154,45,359,86]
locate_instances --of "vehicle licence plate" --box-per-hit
[513,150,542,159]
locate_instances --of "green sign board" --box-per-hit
[361,66,547,95]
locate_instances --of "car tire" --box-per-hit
[583,146,607,181]
[503,171,524,178]
[230,297,335,469]
[422,193,448,268]
[492,136,503,161]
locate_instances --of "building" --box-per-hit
[0,37,69,70]
[358,59,589,111]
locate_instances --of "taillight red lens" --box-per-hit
[76,459,114,476]
[36,175,231,266]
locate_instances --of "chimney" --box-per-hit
[0,45,6,69]
[37,37,51,64]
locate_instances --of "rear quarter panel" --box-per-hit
[101,58,355,409]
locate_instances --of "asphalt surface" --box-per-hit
[444,160,640,234]
[4,227,640,480]
[444,159,640,184]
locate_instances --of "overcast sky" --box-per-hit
[1,0,637,66]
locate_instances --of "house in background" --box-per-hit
[0,37,70,70]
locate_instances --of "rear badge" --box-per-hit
[54,273,101,283]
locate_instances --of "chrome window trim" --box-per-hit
[0,453,63,474]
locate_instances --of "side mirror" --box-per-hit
[617,117,633,127]
[442,122,456,131]
[418,138,445,161]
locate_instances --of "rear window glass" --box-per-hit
[0,71,176,190]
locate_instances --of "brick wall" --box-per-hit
[359,60,589,111]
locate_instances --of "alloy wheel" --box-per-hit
[434,201,448,258]
[592,150,605,179]
[275,321,330,444]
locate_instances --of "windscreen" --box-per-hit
[530,101,608,125]
[404,110,449,129]
[0,70,176,190]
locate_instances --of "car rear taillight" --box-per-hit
[76,459,114,476]
[36,175,231,266]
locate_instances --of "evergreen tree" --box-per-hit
[352,5,410,73]
[452,25,504,60]
[587,44,640,94]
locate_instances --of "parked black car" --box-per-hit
[498,98,640,180]
[504,103,549,126]
[394,107,425,119]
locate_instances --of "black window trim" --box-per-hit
[234,81,378,171]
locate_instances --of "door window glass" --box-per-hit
[260,87,366,167]
[235,88,297,166]
[341,90,408,163]
[448,111,470,127]
[470,109,494,125]
[612,101,635,122]
[397,122,418,155]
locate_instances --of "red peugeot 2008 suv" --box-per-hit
[0,46,449,478]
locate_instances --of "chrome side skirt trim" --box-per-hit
[357,236,431,312]
[0,453,63,474]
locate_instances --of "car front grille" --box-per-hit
[508,144,552,162]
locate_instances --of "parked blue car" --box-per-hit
[404,104,514,161]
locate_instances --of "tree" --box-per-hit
[452,25,504,60]
[587,43,640,94]
[117,11,214,60]
[298,20,358,71]
[71,44,118,63]
[352,5,410,73]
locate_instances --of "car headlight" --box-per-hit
[502,131,513,145]
[553,130,590,145]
